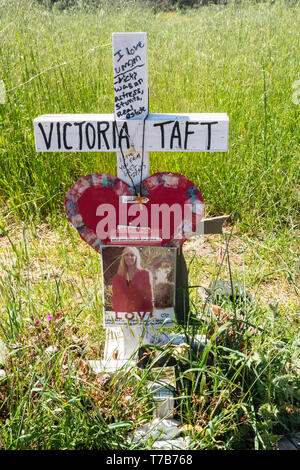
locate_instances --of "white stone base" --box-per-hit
[88,324,147,374]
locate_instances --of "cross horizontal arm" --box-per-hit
[34,113,229,153]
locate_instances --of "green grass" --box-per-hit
[0,222,299,450]
[0,0,299,231]
[0,0,299,451]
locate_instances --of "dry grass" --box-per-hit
[1,222,298,338]
[0,222,299,449]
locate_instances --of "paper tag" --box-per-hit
[121,195,149,204]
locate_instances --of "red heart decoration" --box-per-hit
[65,172,204,252]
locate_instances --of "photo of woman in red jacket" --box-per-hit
[112,247,154,316]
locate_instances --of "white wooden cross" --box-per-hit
[34,32,229,373]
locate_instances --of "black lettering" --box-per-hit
[200,121,218,150]
[114,49,124,62]
[112,121,118,149]
[119,122,130,149]
[126,41,144,55]
[74,121,86,150]
[63,123,73,150]
[184,121,199,149]
[114,58,143,80]
[97,121,110,150]
[85,123,96,149]
[170,121,182,149]
[38,123,53,150]
[56,122,61,150]
[153,121,174,149]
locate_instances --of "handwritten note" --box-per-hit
[117,150,149,185]
[112,33,148,120]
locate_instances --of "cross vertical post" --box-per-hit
[100,33,151,372]
[113,32,150,187]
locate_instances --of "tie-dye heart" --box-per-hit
[65,172,204,251]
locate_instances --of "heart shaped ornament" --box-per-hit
[65,172,204,252]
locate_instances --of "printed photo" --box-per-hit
[101,246,176,327]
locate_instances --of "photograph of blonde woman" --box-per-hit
[101,246,176,327]
[112,247,154,317]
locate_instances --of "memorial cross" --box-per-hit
[34,33,228,185]
[33,33,229,373]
